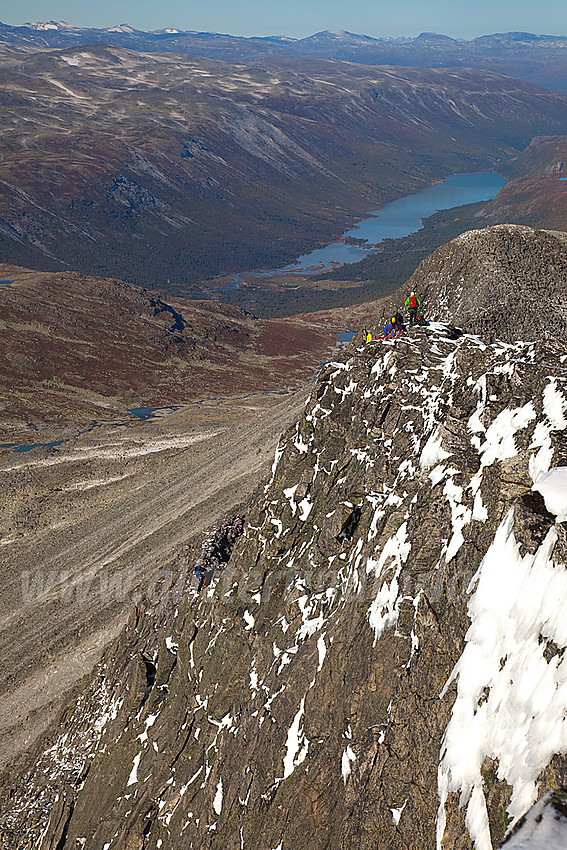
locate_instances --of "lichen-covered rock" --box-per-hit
[2,325,567,850]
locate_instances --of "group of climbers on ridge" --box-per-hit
[363,291,426,342]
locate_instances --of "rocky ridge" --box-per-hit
[381,224,567,343]
[3,318,567,849]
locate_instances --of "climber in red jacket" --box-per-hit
[405,292,421,326]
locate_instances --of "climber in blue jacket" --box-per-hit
[383,316,403,339]
[195,564,207,592]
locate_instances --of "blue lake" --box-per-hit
[10,439,64,453]
[273,171,506,274]
[128,406,180,420]
[0,406,182,453]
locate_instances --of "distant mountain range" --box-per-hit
[1,42,567,305]
[3,22,567,90]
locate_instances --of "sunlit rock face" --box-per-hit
[3,317,567,850]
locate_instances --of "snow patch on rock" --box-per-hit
[341,745,356,785]
[437,509,567,850]
[502,793,567,849]
[282,698,309,780]
[127,752,142,787]
[213,778,223,815]
[532,467,567,522]
[367,523,411,645]
[420,429,451,470]
[543,378,567,430]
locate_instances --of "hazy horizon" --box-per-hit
[3,20,567,41]
[3,0,567,41]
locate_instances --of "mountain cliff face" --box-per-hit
[3,305,567,848]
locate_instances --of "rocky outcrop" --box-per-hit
[3,323,567,849]
[198,514,246,578]
[382,224,567,342]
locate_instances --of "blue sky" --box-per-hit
[3,0,567,40]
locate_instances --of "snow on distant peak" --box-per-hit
[105,24,136,33]
[437,509,567,850]
[25,20,75,31]
[306,29,357,41]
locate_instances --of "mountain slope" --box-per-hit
[0,263,336,439]
[1,46,567,297]
[3,277,567,847]
[0,384,312,782]
[475,138,567,235]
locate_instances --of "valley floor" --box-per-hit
[0,388,308,771]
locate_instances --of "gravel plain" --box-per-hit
[0,388,307,770]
